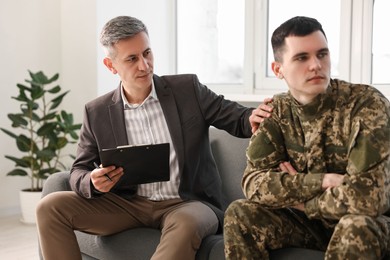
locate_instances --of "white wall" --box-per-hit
[0,0,62,215]
[0,0,97,216]
[0,0,175,216]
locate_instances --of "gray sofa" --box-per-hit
[40,127,325,259]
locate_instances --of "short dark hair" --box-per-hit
[271,16,327,62]
[100,16,149,58]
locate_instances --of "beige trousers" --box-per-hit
[36,191,218,260]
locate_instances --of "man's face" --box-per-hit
[272,30,331,105]
[104,32,154,93]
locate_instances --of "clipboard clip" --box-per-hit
[116,143,149,149]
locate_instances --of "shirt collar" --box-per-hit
[121,80,158,109]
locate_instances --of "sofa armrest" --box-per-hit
[42,171,72,197]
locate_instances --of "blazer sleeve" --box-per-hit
[69,104,101,198]
[191,75,253,137]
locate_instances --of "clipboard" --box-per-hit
[99,143,170,185]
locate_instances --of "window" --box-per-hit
[176,0,390,98]
[177,0,245,85]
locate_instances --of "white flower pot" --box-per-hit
[19,189,42,224]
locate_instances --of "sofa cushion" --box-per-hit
[77,228,160,260]
[77,229,224,260]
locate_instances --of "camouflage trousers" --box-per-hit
[224,199,390,260]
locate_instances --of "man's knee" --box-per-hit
[328,214,386,259]
[226,199,259,217]
[36,193,60,218]
[225,199,268,225]
[36,192,74,223]
[224,199,254,236]
[163,202,218,239]
[225,199,246,217]
[336,214,380,239]
[224,199,270,242]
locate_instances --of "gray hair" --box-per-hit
[100,16,149,58]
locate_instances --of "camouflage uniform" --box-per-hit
[224,79,390,260]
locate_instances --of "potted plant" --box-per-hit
[1,70,81,223]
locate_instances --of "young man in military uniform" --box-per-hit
[224,16,390,259]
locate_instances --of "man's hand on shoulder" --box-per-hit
[249,98,273,133]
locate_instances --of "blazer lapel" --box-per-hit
[154,75,185,171]
[108,85,128,147]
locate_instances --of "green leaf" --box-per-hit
[8,113,28,127]
[37,167,59,179]
[16,134,36,152]
[41,112,57,121]
[16,83,31,92]
[69,130,80,140]
[27,71,59,85]
[20,107,40,122]
[4,155,31,168]
[47,73,59,84]
[23,100,39,110]
[30,112,40,122]
[0,128,18,139]
[6,169,28,177]
[71,123,82,130]
[14,87,30,102]
[48,85,61,94]
[31,85,45,99]
[56,137,68,149]
[60,110,73,124]
[37,123,57,136]
[28,71,48,84]
[36,148,56,161]
[50,91,69,110]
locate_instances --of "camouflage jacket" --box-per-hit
[243,79,390,222]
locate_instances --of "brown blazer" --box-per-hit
[69,74,253,228]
